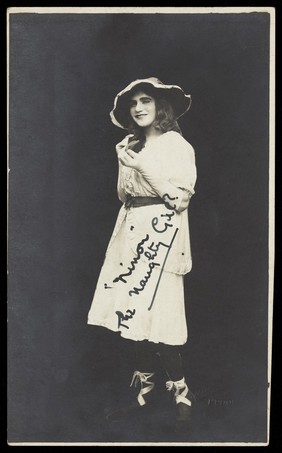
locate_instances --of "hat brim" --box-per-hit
[110,78,191,129]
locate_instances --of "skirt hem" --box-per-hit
[87,319,187,346]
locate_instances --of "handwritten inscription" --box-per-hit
[104,283,113,289]
[144,240,170,260]
[112,237,172,294]
[163,193,178,211]
[129,261,160,296]
[147,227,178,311]
[113,234,149,284]
[151,194,177,233]
[112,193,180,328]
[152,211,175,233]
[116,309,136,329]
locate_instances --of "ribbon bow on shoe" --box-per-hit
[106,371,155,422]
[166,377,195,426]
[130,371,155,406]
[166,378,192,406]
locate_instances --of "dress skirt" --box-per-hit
[87,204,188,346]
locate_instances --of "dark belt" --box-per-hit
[124,194,164,209]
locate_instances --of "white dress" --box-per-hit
[87,131,197,345]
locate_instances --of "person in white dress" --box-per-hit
[87,77,197,425]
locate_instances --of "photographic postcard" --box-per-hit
[7,6,275,446]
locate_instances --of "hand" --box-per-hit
[118,147,144,171]
[115,142,127,158]
[115,135,135,157]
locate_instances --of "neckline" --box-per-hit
[143,131,175,149]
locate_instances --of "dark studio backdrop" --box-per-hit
[8,11,270,444]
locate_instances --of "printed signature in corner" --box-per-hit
[116,309,136,329]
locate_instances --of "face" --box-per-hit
[129,91,157,128]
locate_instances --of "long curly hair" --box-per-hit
[125,85,182,152]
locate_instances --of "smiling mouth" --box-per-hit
[135,114,147,118]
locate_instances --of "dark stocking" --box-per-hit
[135,340,157,372]
[157,343,184,382]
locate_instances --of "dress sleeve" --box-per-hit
[161,132,197,196]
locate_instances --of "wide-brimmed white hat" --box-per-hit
[110,77,192,129]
